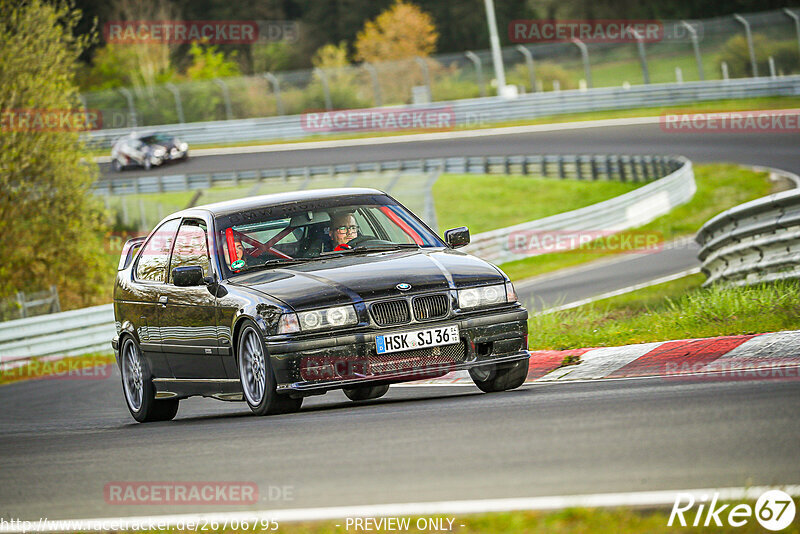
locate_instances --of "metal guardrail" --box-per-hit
[0,304,115,363]
[466,156,695,263]
[696,179,800,286]
[86,76,800,149]
[93,154,680,196]
[7,153,693,361]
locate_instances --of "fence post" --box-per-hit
[165,83,185,123]
[16,291,26,319]
[769,56,777,78]
[415,57,433,102]
[117,87,137,127]
[50,285,61,313]
[213,78,234,120]
[633,30,650,85]
[785,9,800,64]
[681,21,705,81]
[515,45,536,92]
[465,51,486,97]
[675,67,683,84]
[363,63,383,107]
[571,38,592,88]
[264,73,284,116]
[313,68,333,111]
[734,14,759,78]
[721,61,729,81]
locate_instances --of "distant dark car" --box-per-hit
[112,188,529,422]
[110,131,188,172]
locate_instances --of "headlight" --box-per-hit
[179,142,188,151]
[458,283,508,309]
[152,147,166,157]
[296,305,358,332]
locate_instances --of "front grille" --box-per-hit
[412,294,449,321]
[370,299,410,326]
[370,342,466,375]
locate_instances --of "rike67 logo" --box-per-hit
[669,490,796,531]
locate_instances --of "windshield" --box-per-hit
[215,194,444,276]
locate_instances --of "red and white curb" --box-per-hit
[403,330,800,386]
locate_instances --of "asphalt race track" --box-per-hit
[1,368,799,520]
[98,123,800,178]
[0,122,797,522]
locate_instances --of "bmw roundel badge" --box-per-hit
[396,283,412,291]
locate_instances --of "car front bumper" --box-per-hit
[267,307,529,394]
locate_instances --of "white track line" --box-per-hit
[5,486,799,532]
[534,267,701,315]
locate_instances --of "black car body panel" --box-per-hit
[112,188,529,403]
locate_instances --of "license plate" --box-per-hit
[376,325,459,355]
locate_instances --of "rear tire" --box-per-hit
[469,359,528,393]
[343,384,389,401]
[237,321,303,416]
[120,336,179,422]
[112,159,122,172]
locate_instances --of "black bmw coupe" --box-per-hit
[112,188,529,422]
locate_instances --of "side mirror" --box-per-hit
[172,266,205,287]
[444,227,470,248]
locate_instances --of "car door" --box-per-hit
[131,218,180,378]
[159,218,226,379]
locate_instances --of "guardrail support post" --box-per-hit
[571,39,592,89]
[734,14,759,78]
[515,45,536,92]
[721,61,729,81]
[769,56,777,78]
[575,156,584,180]
[631,156,641,182]
[465,51,486,97]
[590,156,598,180]
[264,73,285,116]
[363,63,383,106]
[541,156,547,178]
[681,21,705,81]
[313,68,333,111]
[558,156,565,179]
[117,87,137,128]
[415,57,433,102]
[618,155,627,182]
[165,83,185,123]
[213,79,234,120]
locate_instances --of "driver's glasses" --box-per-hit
[335,225,359,234]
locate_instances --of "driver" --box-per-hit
[329,213,360,250]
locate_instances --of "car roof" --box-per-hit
[175,188,388,218]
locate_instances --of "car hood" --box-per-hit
[229,248,505,310]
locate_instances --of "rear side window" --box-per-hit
[169,220,211,283]
[135,219,180,282]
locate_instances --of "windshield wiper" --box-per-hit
[235,257,313,273]
[328,243,421,256]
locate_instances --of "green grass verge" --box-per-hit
[0,352,114,386]
[499,164,775,281]
[86,96,800,158]
[433,174,642,235]
[529,274,800,350]
[108,500,800,533]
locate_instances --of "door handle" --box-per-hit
[158,296,168,306]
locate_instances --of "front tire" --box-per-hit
[469,359,528,393]
[237,321,302,416]
[112,159,122,172]
[120,337,179,422]
[343,384,389,401]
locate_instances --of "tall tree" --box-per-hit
[0,0,112,310]
[354,0,438,62]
